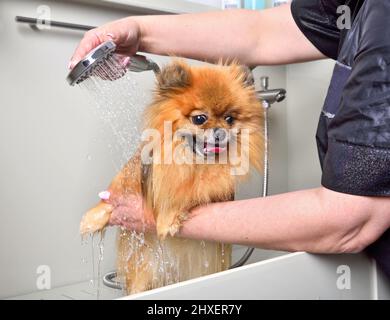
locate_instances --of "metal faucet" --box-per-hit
[256,76,286,108]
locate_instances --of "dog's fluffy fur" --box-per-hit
[80,60,264,294]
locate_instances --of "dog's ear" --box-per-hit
[157,61,192,93]
[228,62,254,87]
[239,65,255,87]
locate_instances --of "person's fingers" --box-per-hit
[98,190,111,201]
[68,18,141,70]
[107,193,155,231]
[109,206,132,227]
[114,53,131,68]
[68,28,113,70]
[68,30,99,69]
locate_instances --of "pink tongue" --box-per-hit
[204,146,224,154]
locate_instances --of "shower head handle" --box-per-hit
[129,54,161,74]
[66,40,161,86]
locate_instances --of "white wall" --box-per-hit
[0,0,139,299]
[286,60,334,191]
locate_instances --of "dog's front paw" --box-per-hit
[157,212,188,239]
[80,202,113,235]
[168,224,181,237]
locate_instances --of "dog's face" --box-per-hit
[144,60,263,166]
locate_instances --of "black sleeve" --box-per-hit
[290,0,342,60]
[322,1,390,196]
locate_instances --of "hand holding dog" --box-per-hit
[108,193,156,233]
[79,191,155,235]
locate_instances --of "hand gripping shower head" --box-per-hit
[66,40,160,86]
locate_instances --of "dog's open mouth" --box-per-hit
[190,136,227,157]
[203,142,226,155]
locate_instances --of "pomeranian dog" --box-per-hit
[80,60,264,294]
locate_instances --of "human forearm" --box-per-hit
[70,4,324,68]
[179,187,390,253]
[133,5,325,66]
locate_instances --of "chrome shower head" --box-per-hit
[67,40,116,86]
[66,40,160,86]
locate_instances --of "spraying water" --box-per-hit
[77,54,223,295]
[78,54,157,297]
[79,55,148,169]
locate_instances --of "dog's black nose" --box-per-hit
[213,128,227,142]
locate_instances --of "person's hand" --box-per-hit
[68,17,141,70]
[105,192,156,233]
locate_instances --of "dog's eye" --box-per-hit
[192,114,208,125]
[225,116,234,125]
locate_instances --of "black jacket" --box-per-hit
[291,0,390,278]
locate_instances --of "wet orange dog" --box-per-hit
[80,60,264,294]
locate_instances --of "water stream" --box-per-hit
[79,55,147,168]
[77,54,217,297]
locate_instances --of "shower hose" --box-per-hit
[229,103,269,268]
